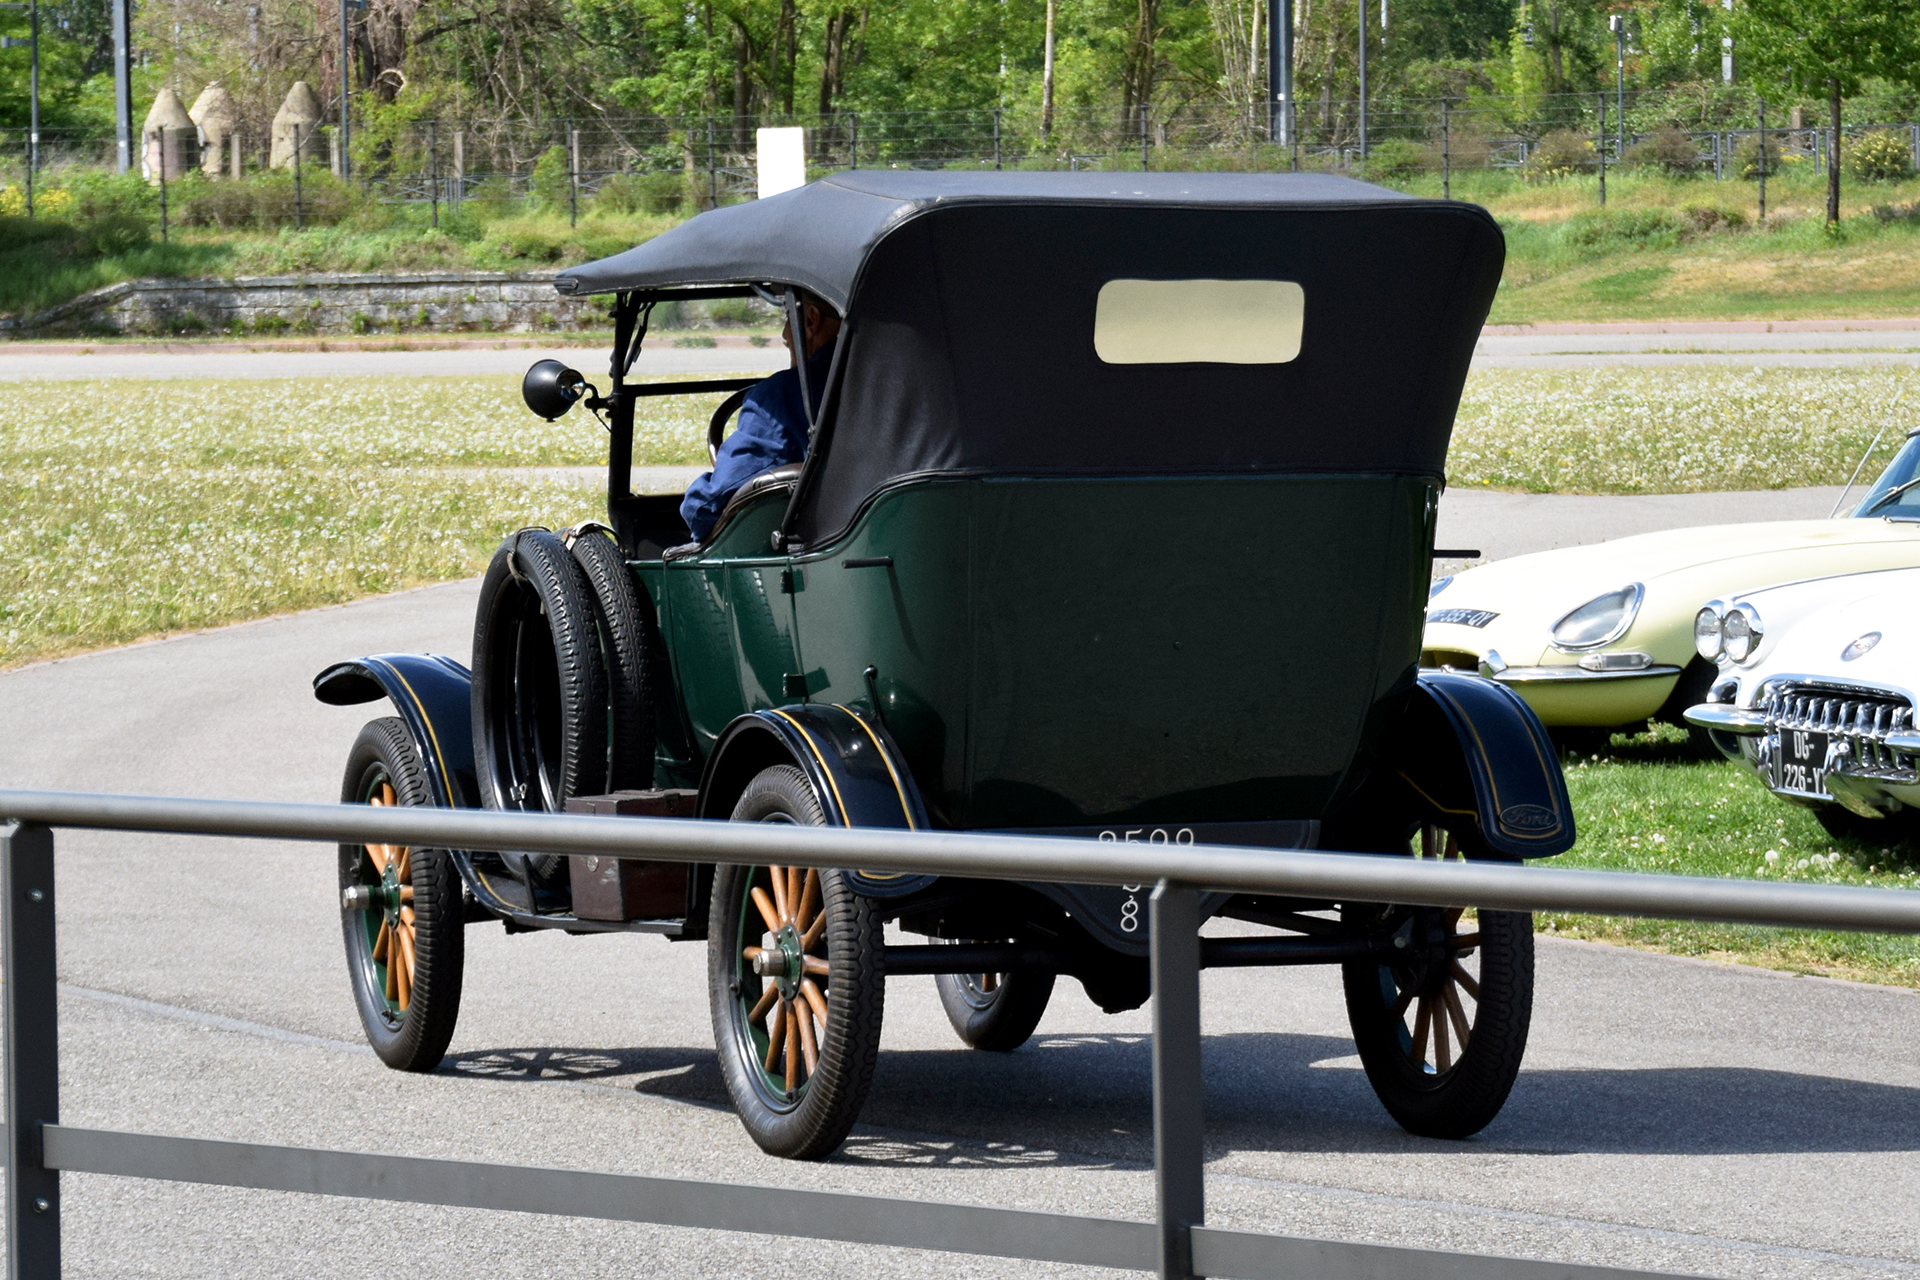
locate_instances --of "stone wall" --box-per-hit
[1,271,606,337]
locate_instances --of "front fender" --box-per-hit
[313,654,477,809]
[1399,671,1575,859]
[699,703,931,897]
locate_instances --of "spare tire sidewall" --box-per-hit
[471,531,610,869]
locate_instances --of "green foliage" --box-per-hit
[176,170,360,229]
[1523,129,1598,182]
[1363,138,1433,178]
[1558,206,1689,257]
[1621,127,1706,175]
[592,171,688,216]
[530,146,573,214]
[1735,133,1783,180]
[1848,128,1916,182]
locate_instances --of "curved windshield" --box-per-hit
[1851,432,1920,519]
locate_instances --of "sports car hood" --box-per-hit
[1732,584,1920,706]
[1425,517,1920,668]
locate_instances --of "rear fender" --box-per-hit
[1397,671,1575,859]
[699,704,932,898]
[313,654,477,809]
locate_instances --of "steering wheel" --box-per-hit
[708,388,750,464]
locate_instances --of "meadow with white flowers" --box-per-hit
[1450,365,1920,494]
[4,364,1919,980]
[0,373,729,666]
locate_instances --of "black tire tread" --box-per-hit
[339,717,464,1072]
[567,524,656,791]
[936,967,1055,1052]
[709,765,884,1160]
[1343,906,1533,1140]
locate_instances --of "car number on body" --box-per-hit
[1771,729,1830,797]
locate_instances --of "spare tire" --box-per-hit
[565,523,657,791]
[472,529,609,884]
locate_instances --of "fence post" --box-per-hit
[706,117,717,207]
[231,126,243,181]
[1150,880,1203,1280]
[452,128,465,207]
[1595,94,1606,208]
[4,822,60,1280]
[1440,98,1450,200]
[293,122,304,231]
[993,107,1001,170]
[428,120,439,229]
[1141,105,1150,172]
[1757,98,1767,224]
[567,123,579,228]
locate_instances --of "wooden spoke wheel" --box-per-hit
[339,718,465,1072]
[936,943,1055,1052]
[709,765,883,1161]
[1341,822,1533,1139]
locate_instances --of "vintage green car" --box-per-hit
[314,170,1574,1160]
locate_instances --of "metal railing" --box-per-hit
[6,788,1920,1280]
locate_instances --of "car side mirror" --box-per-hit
[522,359,588,421]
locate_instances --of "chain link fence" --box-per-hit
[3,89,1919,229]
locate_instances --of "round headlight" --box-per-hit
[1550,583,1644,652]
[1723,602,1764,663]
[1694,602,1726,661]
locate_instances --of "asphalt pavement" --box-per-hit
[1,485,1917,1277]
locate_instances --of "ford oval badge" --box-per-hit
[1499,804,1560,833]
[1841,631,1882,662]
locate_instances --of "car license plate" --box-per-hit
[1771,729,1830,797]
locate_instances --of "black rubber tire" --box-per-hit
[339,718,465,1072]
[566,524,657,792]
[936,959,1055,1051]
[709,765,885,1160]
[471,528,609,882]
[1342,897,1533,1140]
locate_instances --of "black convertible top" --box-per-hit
[553,169,1428,310]
[560,171,1505,548]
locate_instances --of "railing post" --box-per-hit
[1149,880,1203,1280]
[4,822,60,1280]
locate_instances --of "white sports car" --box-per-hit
[1685,565,1920,831]
[1424,430,1920,739]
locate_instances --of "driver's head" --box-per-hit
[781,288,842,362]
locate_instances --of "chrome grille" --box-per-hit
[1761,683,1916,780]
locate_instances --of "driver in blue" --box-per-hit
[680,290,841,542]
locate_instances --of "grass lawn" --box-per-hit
[1399,167,1920,323]
[0,374,717,666]
[1543,724,1920,988]
[4,368,1916,986]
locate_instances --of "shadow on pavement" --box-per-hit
[439,1030,1920,1164]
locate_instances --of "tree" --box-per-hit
[1730,0,1920,223]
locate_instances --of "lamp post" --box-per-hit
[1268,0,1292,147]
[110,0,130,171]
[1609,13,1627,160]
[1356,0,1367,161]
[339,0,365,180]
[0,0,37,210]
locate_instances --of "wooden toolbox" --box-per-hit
[563,790,697,921]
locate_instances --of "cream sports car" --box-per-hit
[1422,431,1920,738]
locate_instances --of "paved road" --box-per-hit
[1475,326,1920,369]
[1434,485,1851,567]
[3,490,1918,1278]
[4,325,1920,379]
[0,344,788,381]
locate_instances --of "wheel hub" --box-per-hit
[752,925,805,996]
